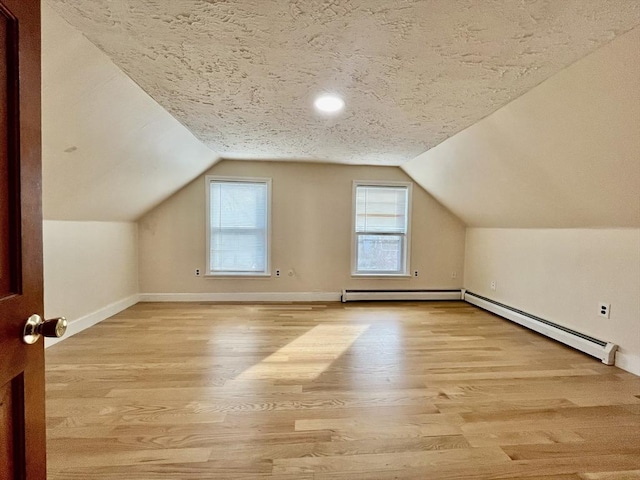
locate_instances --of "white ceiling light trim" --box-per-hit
[314,94,345,114]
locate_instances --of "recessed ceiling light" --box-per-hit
[314,94,345,114]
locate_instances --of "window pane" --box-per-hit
[211,230,266,272]
[355,185,407,233]
[209,180,268,273]
[211,182,267,229]
[356,234,404,273]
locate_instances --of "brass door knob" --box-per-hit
[23,314,67,344]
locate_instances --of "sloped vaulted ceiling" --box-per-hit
[46,1,640,166]
[403,27,640,228]
[42,4,217,221]
[42,1,640,225]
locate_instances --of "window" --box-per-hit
[352,182,411,275]
[206,176,271,276]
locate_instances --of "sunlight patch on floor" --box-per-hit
[235,323,370,382]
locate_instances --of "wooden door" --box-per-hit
[0,0,44,478]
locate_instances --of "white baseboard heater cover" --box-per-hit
[341,289,463,302]
[464,291,617,365]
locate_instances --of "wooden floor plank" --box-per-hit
[580,471,640,479]
[45,301,640,478]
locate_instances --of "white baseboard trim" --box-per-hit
[615,352,640,376]
[45,294,140,348]
[139,292,342,302]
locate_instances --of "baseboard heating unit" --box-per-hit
[341,289,464,302]
[464,291,617,365]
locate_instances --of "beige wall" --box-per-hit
[402,27,640,228]
[464,228,640,375]
[43,221,139,328]
[139,161,465,296]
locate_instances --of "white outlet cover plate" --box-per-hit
[598,303,611,318]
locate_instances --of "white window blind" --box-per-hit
[207,178,270,275]
[354,183,410,274]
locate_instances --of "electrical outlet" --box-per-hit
[490,280,496,291]
[451,271,457,279]
[414,270,419,277]
[194,268,201,277]
[275,269,280,277]
[598,302,611,319]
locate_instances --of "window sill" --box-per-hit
[351,273,412,278]
[204,273,271,278]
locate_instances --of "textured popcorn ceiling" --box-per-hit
[47,1,640,166]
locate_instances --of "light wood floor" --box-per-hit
[45,301,640,479]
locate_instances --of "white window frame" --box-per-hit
[351,180,412,277]
[205,175,272,277]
